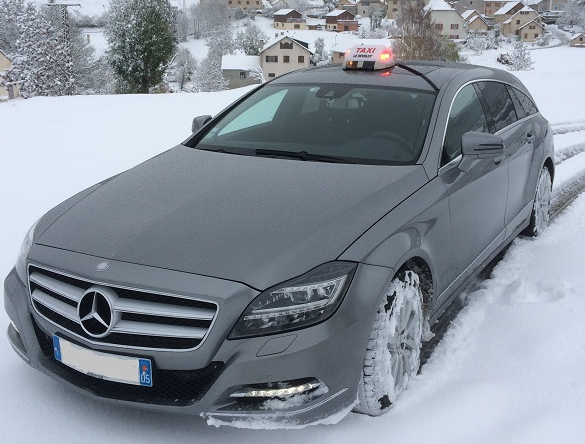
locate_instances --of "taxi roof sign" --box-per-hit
[343,44,396,71]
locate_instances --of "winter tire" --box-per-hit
[524,166,552,237]
[354,270,424,416]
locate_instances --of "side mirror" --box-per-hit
[461,131,505,158]
[192,115,212,133]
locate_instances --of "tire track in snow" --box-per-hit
[551,120,585,135]
[554,141,585,165]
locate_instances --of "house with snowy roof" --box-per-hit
[260,35,313,79]
[338,0,358,15]
[221,55,262,89]
[570,33,585,47]
[482,0,513,17]
[273,9,307,29]
[499,5,543,40]
[355,0,387,17]
[227,0,263,10]
[325,9,359,31]
[493,1,526,23]
[0,49,19,100]
[386,0,417,19]
[522,0,568,13]
[426,0,468,40]
[464,11,491,34]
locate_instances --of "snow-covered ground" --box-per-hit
[2,45,585,442]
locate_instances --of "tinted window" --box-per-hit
[506,86,526,120]
[195,84,436,165]
[477,81,517,132]
[510,87,538,116]
[442,84,489,165]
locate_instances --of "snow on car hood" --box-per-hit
[36,146,427,290]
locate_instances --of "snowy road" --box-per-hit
[2,46,585,442]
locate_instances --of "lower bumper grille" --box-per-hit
[33,320,224,407]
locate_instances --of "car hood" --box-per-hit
[37,146,428,290]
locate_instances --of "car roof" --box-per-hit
[270,62,525,93]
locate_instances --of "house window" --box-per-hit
[521,11,528,14]
[535,33,539,38]
[246,0,249,4]
[344,25,349,30]
[284,55,290,63]
[516,20,521,24]
[268,73,276,78]
[486,2,491,6]
[451,24,459,29]
[435,23,443,30]
[449,34,459,39]
[229,0,232,3]
[265,55,278,62]
[294,24,300,29]
[524,33,528,39]
[240,72,246,79]
[298,55,305,63]
[280,42,293,49]
[529,25,535,29]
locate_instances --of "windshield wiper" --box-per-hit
[254,149,353,163]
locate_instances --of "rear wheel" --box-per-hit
[354,270,424,416]
[524,166,552,237]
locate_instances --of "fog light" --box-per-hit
[230,379,326,399]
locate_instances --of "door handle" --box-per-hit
[525,133,534,144]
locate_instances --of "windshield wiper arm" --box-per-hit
[254,149,352,163]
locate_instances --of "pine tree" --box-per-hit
[0,0,24,55]
[105,0,177,94]
[1,3,74,98]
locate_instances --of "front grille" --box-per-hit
[28,265,219,351]
[33,321,224,406]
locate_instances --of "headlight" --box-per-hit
[15,219,39,282]
[229,262,356,339]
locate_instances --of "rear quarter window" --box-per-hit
[477,81,517,132]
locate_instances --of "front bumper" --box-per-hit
[4,249,393,426]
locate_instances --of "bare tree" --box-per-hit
[392,0,458,61]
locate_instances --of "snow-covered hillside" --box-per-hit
[2,46,585,442]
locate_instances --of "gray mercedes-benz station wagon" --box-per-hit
[4,45,553,425]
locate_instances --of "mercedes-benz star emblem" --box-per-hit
[78,289,114,338]
[96,261,110,272]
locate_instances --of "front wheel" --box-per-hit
[354,270,424,416]
[524,166,552,237]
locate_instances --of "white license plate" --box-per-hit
[53,335,153,387]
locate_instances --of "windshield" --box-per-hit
[187,83,436,165]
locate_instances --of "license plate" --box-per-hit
[53,335,153,387]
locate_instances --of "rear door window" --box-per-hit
[477,81,517,132]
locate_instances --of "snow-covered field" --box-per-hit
[2,46,585,442]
